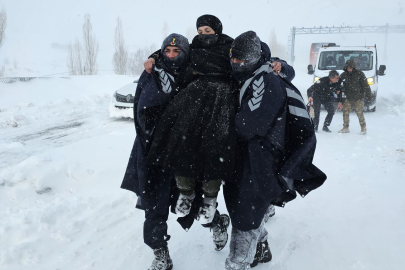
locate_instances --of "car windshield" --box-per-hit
[318,51,373,71]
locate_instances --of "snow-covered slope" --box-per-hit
[0,75,137,169]
[1,74,404,270]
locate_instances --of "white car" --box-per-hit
[109,80,138,118]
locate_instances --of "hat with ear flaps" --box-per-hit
[196,14,223,34]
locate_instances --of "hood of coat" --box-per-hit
[343,59,357,72]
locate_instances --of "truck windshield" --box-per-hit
[318,51,373,71]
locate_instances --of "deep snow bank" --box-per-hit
[0,75,137,129]
[1,73,405,270]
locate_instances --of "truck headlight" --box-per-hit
[313,77,320,83]
[367,77,374,85]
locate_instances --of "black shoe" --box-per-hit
[322,126,332,133]
[250,240,272,268]
[212,214,230,251]
[148,246,173,270]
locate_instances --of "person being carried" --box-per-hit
[307,70,341,132]
[144,15,237,228]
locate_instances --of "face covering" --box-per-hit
[197,34,218,46]
[230,61,258,82]
[231,55,265,82]
[163,51,186,73]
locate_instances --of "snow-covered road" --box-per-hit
[1,75,404,270]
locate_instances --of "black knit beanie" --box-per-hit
[230,31,261,64]
[196,14,223,34]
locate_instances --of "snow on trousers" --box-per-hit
[225,215,269,270]
[342,99,366,128]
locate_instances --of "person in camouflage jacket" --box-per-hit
[338,59,372,134]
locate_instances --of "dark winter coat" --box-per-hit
[120,62,201,230]
[224,62,327,231]
[307,76,341,102]
[146,34,238,182]
[121,63,178,202]
[340,60,372,102]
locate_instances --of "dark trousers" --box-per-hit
[143,172,172,250]
[313,98,335,129]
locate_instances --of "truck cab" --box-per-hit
[307,44,386,112]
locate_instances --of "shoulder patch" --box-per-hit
[154,67,174,94]
[248,75,265,111]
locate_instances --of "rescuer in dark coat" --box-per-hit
[121,33,229,270]
[224,31,327,270]
[307,70,341,132]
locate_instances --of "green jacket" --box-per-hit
[340,60,372,102]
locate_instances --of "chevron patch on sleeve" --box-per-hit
[154,67,174,94]
[248,76,265,111]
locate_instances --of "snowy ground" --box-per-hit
[1,73,404,270]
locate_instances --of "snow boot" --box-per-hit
[263,204,275,223]
[175,193,195,217]
[212,214,230,251]
[148,246,173,270]
[360,126,367,135]
[338,127,350,133]
[322,126,331,133]
[198,197,217,225]
[314,125,318,132]
[250,240,272,268]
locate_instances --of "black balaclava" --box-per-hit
[160,33,189,73]
[195,14,222,46]
[230,31,262,81]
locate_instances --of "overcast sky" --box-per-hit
[0,0,404,75]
